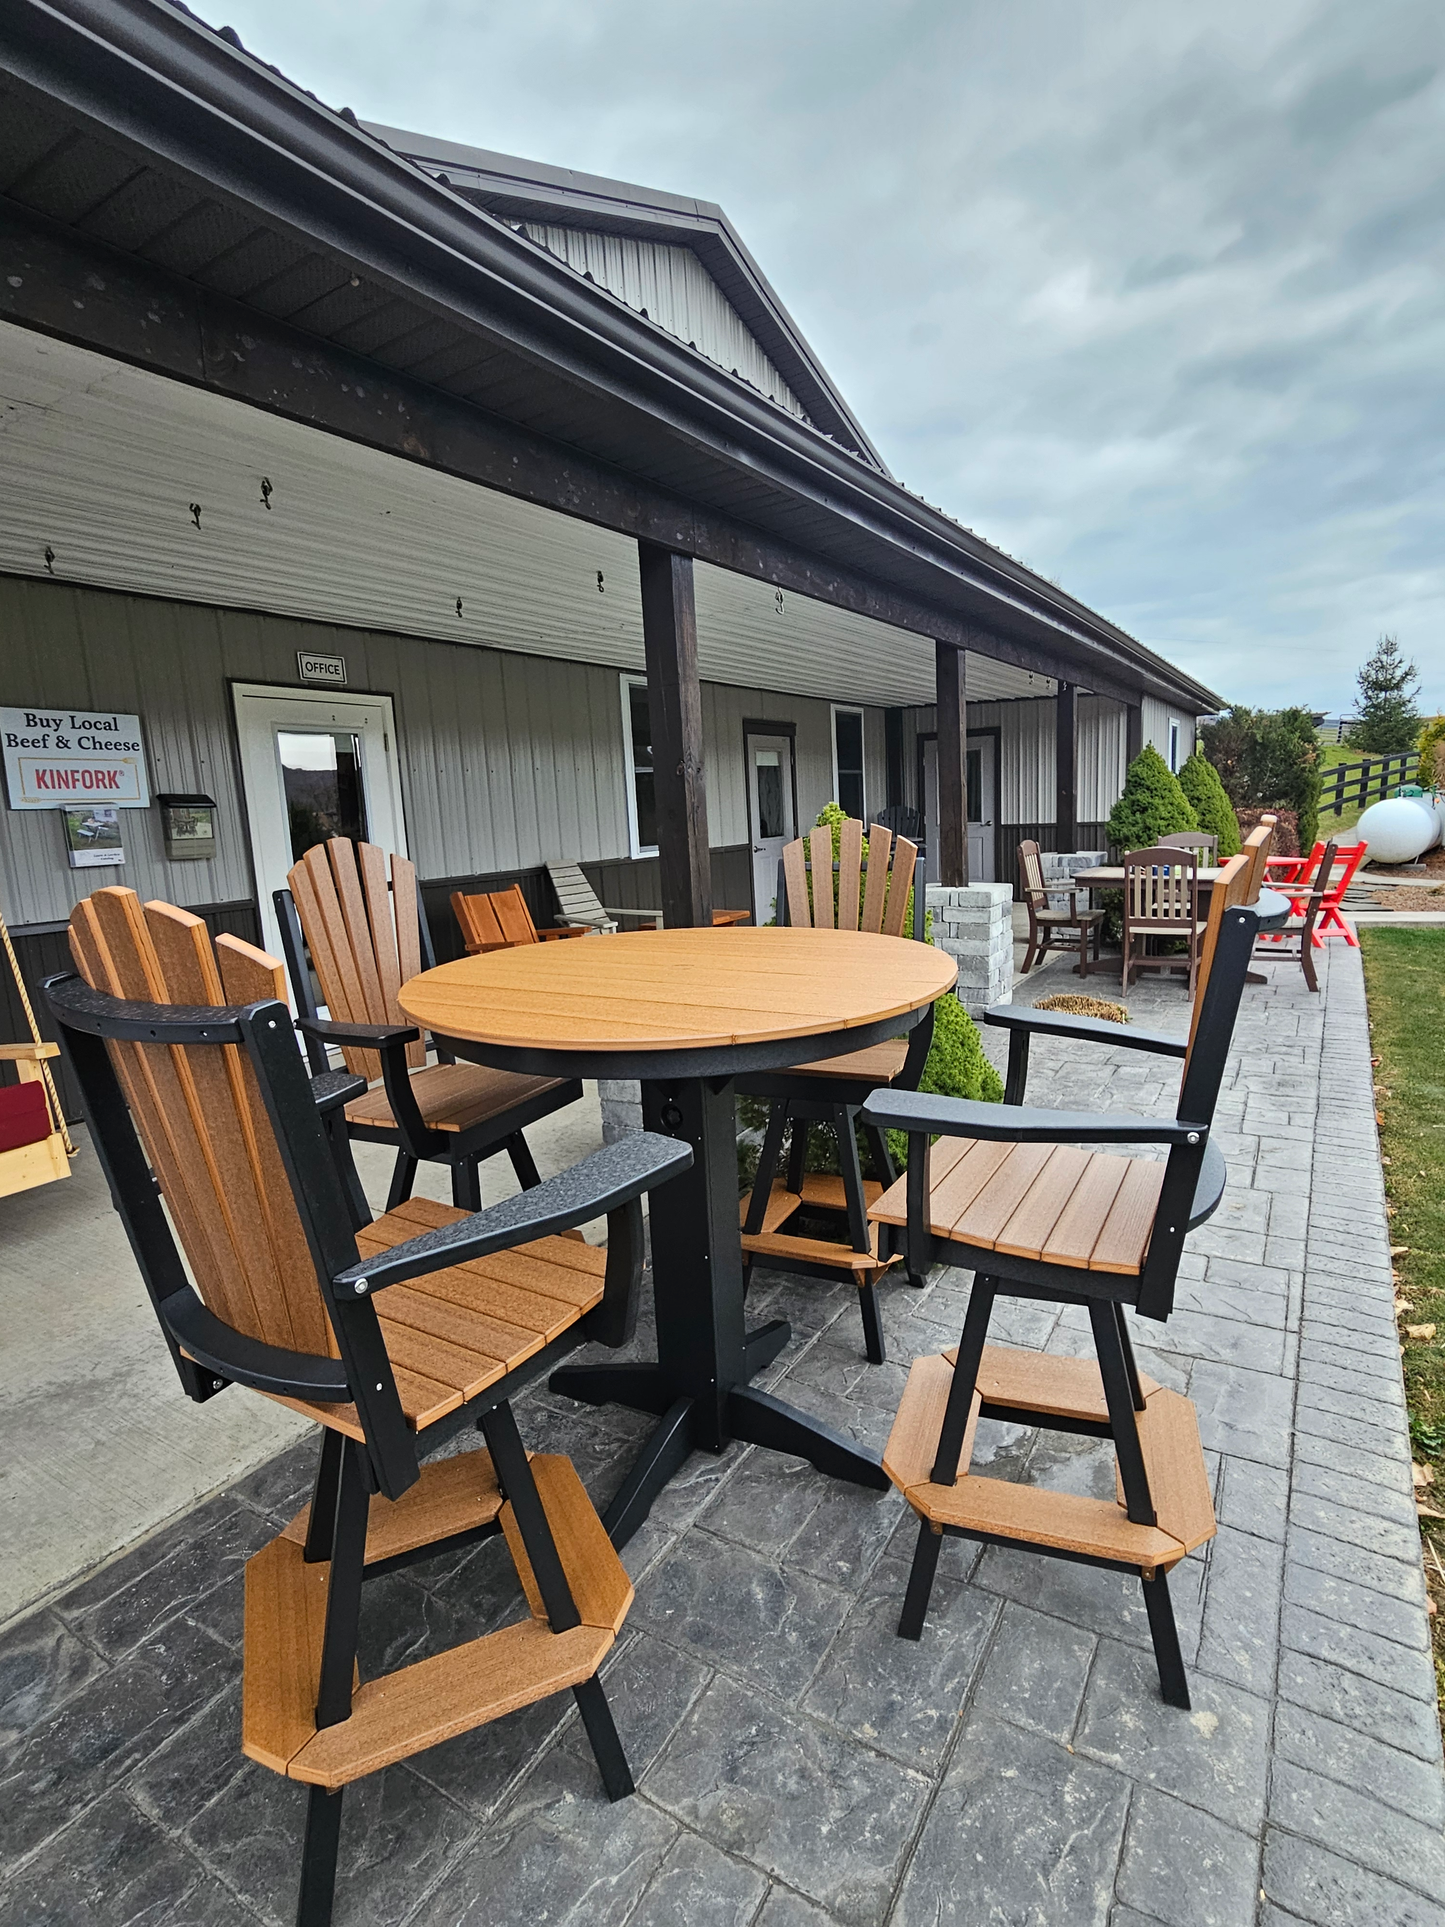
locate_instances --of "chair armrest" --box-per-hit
[537,925,593,940]
[860,1088,1206,1147]
[984,1005,1187,1057]
[310,1070,368,1115]
[600,906,664,924]
[299,1016,421,1050]
[333,1132,695,1297]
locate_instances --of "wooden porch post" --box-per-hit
[884,708,905,810]
[1055,682,1077,853]
[1126,701,1144,765]
[637,542,711,928]
[936,640,967,886]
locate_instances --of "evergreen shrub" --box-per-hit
[1106,746,1198,854]
[1178,750,1242,857]
[1417,716,1445,789]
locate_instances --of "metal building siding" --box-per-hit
[697,682,887,845]
[1142,695,1196,765]
[894,695,1125,827]
[519,223,809,421]
[1077,698,1127,822]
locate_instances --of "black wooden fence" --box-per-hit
[1320,752,1416,818]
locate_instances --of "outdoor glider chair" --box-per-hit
[1018,839,1103,977]
[275,840,581,1213]
[738,818,933,1364]
[1121,846,1203,994]
[863,852,1257,1707]
[47,887,691,1927]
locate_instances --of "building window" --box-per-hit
[621,675,657,857]
[1168,718,1181,773]
[832,706,865,821]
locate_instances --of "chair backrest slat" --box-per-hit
[328,838,387,1026]
[493,885,540,947]
[390,855,425,1068]
[71,888,332,1356]
[881,832,917,937]
[293,845,378,1080]
[361,841,402,1017]
[837,818,863,931]
[782,837,810,926]
[860,824,892,933]
[1184,852,1252,1067]
[289,841,428,1075]
[546,860,610,928]
[1240,816,1276,904]
[1017,839,1047,908]
[808,827,835,928]
[1123,847,1197,924]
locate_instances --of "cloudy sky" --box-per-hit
[214,0,1444,713]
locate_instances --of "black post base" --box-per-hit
[728,1385,888,1489]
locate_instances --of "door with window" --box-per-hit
[922,732,996,882]
[745,732,796,923]
[232,683,407,960]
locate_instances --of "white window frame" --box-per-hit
[830,704,866,820]
[620,673,657,859]
[1167,717,1182,773]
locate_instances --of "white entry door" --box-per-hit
[746,733,796,924]
[923,732,996,883]
[232,683,407,960]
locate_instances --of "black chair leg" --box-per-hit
[296,1786,344,1927]
[572,1674,635,1800]
[1141,1568,1191,1708]
[303,1427,345,1563]
[745,1102,789,1234]
[835,1106,872,1255]
[385,1151,417,1210]
[859,1280,886,1364]
[786,1115,809,1194]
[898,1516,944,1640]
[507,1132,542,1190]
[451,1157,482,1212]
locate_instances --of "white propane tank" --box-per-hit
[1354,794,1437,864]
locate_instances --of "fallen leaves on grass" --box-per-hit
[1408,1323,1439,1342]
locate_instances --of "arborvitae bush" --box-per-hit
[1417,715,1445,789]
[1106,746,1199,854]
[1178,750,1242,857]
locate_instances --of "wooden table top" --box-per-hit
[399,927,957,1056]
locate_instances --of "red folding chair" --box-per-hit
[1283,840,1366,946]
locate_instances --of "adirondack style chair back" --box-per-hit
[287,838,425,1082]
[67,887,334,1359]
[1123,847,1199,927]
[451,884,540,954]
[782,819,917,937]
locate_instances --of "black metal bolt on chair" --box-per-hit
[275,838,583,1216]
[48,886,691,1927]
[737,818,933,1364]
[861,854,1258,1707]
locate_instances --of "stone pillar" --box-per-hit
[927,882,1013,1016]
[599,1079,643,1144]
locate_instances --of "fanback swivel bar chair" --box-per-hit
[47,885,691,1927]
[863,854,1257,1707]
[276,838,582,1213]
[738,818,933,1363]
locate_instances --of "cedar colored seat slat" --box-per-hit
[343,1061,564,1135]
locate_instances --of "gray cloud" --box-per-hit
[215,0,1445,710]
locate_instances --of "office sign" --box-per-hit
[297,652,347,686]
[2,706,151,808]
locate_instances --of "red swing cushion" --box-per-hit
[0,1081,52,1152]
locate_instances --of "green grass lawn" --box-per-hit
[1358,926,1445,1698]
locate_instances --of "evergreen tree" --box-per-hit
[1106,745,1198,852]
[1416,715,1445,789]
[1178,750,1242,857]
[1247,708,1322,853]
[1351,635,1421,754]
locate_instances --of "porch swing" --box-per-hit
[0,906,74,1197]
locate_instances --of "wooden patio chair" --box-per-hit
[275,840,582,1213]
[1285,840,1367,947]
[451,881,593,954]
[46,886,691,1927]
[1018,839,1103,976]
[543,859,750,932]
[862,852,1259,1706]
[1158,829,1219,864]
[1254,840,1336,991]
[1240,816,1277,903]
[1121,846,1202,994]
[737,818,933,1364]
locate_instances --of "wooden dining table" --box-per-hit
[400,925,957,1545]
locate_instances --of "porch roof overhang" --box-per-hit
[0,0,1224,715]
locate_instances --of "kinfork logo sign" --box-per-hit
[2,708,151,809]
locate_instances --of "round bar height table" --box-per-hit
[400,926,957,1547]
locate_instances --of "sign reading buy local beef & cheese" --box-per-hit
[2,707,151,809]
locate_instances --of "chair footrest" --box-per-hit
[883,1350,1215,1572]
[243,1454,631,1788]
[281,1447,505,1568]
[739,1177,896,1279]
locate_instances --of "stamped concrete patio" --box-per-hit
[1,939,1440,1927]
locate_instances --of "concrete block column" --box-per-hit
[598,1078,644,1144]
[927,881,1013,1015]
